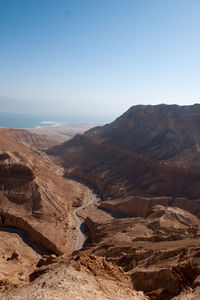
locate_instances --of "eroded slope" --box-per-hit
[3,254,149,300]
[0,128,89,290]
[82,205,200,299]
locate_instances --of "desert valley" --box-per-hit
[0,104,200,299]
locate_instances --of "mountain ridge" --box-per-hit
[85,103,200,161]
[48,104,200,218]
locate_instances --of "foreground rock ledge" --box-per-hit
[2,254,149,300]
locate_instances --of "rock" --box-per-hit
[7,251,19,261]
[5,254,149,300]
[82,205,200,299]
[85,104,200,164]
[48,104,200,220]
[3,105,200,299]
[192,275,200,288]
[0,128,90,290]
[37,255,57,267]
[172,286,200,299]
[48,133,200,217]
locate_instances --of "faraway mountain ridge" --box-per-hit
[2,104,200,299]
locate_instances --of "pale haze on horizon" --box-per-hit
[1,0,200,122]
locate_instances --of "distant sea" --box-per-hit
[0,112,105,129]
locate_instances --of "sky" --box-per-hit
[1,0,200,121]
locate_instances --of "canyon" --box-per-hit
[2,104,200,299]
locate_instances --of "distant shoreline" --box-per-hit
[0,111,103,129]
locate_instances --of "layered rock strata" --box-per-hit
[82,205,200,299]
[3,254,149,300]
[0,129,89,289]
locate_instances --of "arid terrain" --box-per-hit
[2,104,200,299]
[28,122,97,150]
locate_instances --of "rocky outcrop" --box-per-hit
[99,196,200,218]
[46,105,200,298]
[85,104,200,163]
[130,264,198,300]
[3,254,149,300]
[0,151,40,207]
[5,128,60,151]
[172,286,200,299]
[82,205,200,299]
[99,196,173,218]
[48,134,200,217]
[0,210,62,254]
[0,128,91,290]
[48,105,200,220]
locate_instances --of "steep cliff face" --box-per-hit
[82,205,200,299]
[85,104,200,163]
[99,196,200,218]
[0,152,39,207]
[48,134,200,211]
[0,128,91,289]
[48,104,200,218]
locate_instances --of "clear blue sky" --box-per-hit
[1,0,200,121]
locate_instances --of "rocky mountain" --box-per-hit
[3,104,200,300]
[48,105,200,218]
[85,104,200,165]
[0,128,147,300]
[45,104,200,299]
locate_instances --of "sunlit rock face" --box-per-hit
[82,205,200,299]
[0,128,89,290]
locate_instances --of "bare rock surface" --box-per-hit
[172,286,200,299]
[85,104,200,164]
[48,104,200,219]
[2,254,149,300]
[81,205,200,299]
[0,128,90,291]
[3,105,200,299]
[45,105,200,299]
[0,229,38,290]
[48,133,200,219]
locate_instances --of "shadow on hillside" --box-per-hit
[0,226,52,256]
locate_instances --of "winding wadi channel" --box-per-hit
[72,190,100,251]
